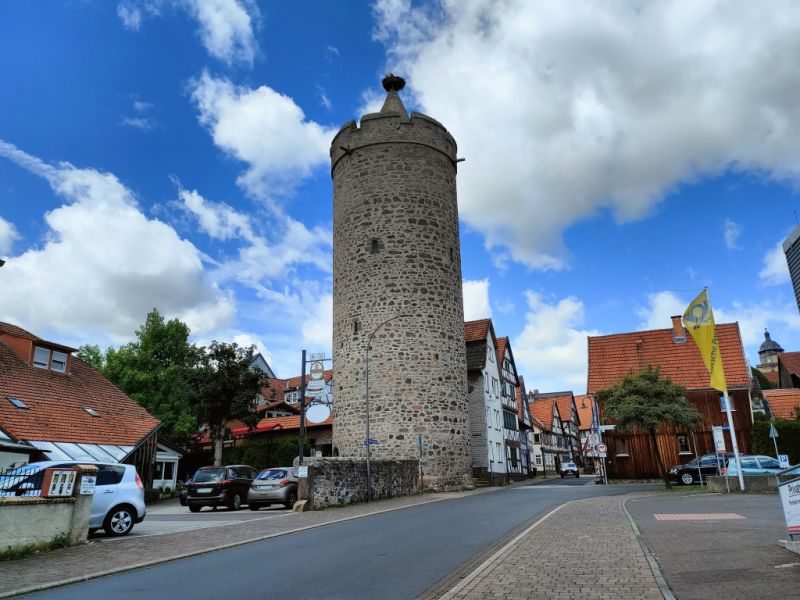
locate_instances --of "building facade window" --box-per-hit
[33,346,51,369]
[677,434,691,454]
[615,438,629,456]
[496,442,502,462]
[51,351,67,372]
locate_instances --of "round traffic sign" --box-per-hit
[596,443,607,453]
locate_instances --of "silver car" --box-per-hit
[247,467,298,510]
[0,460,146,536]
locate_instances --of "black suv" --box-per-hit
[667,453,732,485]
[186,465,257,511]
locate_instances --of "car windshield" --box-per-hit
[564,463,576,469]
[257,469,288,480]
[193,468,225,483]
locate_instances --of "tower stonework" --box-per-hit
[331,76,471,491]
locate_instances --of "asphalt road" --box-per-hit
[23,479,652,600]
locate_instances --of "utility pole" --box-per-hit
[298,349,307,466]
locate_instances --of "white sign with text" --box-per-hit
[779,478,800,536]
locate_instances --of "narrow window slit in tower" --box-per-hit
[449,246,454,262]
[371,238,380,254]
[353,320,361,334]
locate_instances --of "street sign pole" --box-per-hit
[690,430,703,487]
[770,422,780,459]
[298,349,307,466]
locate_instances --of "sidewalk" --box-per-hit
[626,492,799,600]
[433,493,663,600]
[0,476,558,598]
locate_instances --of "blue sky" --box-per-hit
[1,1,799,392]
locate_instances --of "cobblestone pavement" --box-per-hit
[437,494,663,600]
[1,476,565,598]
[626,492,800,600]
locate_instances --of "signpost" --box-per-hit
[595,443,607,453]
[780,455,790,469]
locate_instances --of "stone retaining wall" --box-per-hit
[706,474,795,493]
[301,457,419,509]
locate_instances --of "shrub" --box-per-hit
[752,419,800,464]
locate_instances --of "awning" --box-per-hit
[28,440,134,462]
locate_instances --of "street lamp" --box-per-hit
[364,314,411,502]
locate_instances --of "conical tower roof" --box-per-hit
[379,73,409,119]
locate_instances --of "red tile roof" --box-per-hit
[779,352,800,377]
[553,394,575,425]
[0,325,159,446]
[464,319,490,343]
[283,369,334,390]
[763,389,800,420]
[529,397,556,426]
[516,375,527,420]
[575,394,593,429]
[763,370,779,385]
[527,407,549,431]
[226,413,332,438]
[587,322,750,394]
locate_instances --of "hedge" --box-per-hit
[752,418,800,464]
[221,438,311,471]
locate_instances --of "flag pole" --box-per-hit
[722,389,745,491]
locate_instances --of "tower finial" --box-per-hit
[382,73,406,92]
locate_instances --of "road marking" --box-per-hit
[653,513,745,521]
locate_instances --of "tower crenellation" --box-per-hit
[331,75,471,491]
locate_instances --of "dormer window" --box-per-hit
[51,351,67,373]
[33,346,51,369]
[83,407,100,417]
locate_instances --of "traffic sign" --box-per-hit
[770,423,779,439]
[596,443,607,453]
[599,425,615,432]
[596,451,607,458]
[779,454,790,468]
[363,439,380,445]
[588,433,599,446]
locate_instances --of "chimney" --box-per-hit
[671,315,686,343]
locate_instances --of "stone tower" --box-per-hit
[330,75,471,491]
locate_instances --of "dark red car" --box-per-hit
[186,465,257,512]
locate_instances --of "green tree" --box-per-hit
[102,309,201,442]
[596,366,703,488]
[77,344,105,370]
[189,341,269,466]
[751,367,776,390]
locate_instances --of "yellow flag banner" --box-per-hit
[682,289,727,392]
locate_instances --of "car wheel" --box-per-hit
[104,505,135,537]
[560,473,564,478]
[249,503,260,511]
[189,504,201,513]
[179,497,186,506]
[229,492,242,511]
[284,490,297,509]
[575,473,579,478]
[680,472,694,486]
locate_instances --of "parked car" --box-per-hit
[667,453,732,485]
[179,478,190,506]
[247,467,298,510]
[186,465,257,512]
[0,461,145,536]
[559,462,579,478]
[723,455,790,476]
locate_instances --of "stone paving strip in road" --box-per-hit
[434,494,664,600]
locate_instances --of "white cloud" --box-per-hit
[0,216,20,256]
[190,71,335,201]
[0,140,234,342]
[513,292,601,393]
[121,116,155,131]
[636,289,800,365]
[636,291,687,330]
[116,0,259,65]
[462,278,492,320]
[300,294,333,351]
[185,0,259,65]
[374,0,800,270]
[317,85,332,110]
[759,240,790,286]
[723,218,742,250]
[179,186,331,285]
